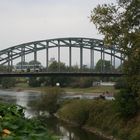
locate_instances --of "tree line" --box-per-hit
[0,59,120,88]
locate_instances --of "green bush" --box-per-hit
[114,89,138,118]
[58,100,92,126]
[69,77,93,88]
[1,77,16,88]
[114,77,127,89]
[57,99,140,140]
[28,77,41,87]
[34,87,64,115]
[0,103,55,140]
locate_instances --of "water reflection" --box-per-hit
[0,90,107,140]
[44,117,107,140]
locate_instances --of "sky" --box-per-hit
[0,0,117,66]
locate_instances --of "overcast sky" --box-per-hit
[0,0,117,66]
[0,0,116,49]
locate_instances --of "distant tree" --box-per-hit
[70,77,93,88]
[0,65,9,72]
[95,59,114,72]
[28,77,41,87]
[48,61,67,72]
[1,77,16,88]
[46,61,70,87]
[68,64,79,72]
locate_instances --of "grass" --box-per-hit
[58,99,140,140]
[14,82,119,95]
[63,86,119,94]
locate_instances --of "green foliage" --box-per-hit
[58,100,90,126]
[95,59,114,72]
[90,0,140,116]
[0,103,55,140]
[58,99,140,140]
[46,61,70,87]
[69,77,93,88]
[114,89,138,118]
[28,77,41,87]
[48,61,66,72]
[0,66,8,72]
[115,77,128,89]
[1,77,16,88]
[33,87,64,115]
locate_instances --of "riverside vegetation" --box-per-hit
[57,99,140,140]
[28,87,140,140]
[0,102,56,140]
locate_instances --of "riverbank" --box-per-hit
[4,82,118,96]
[57,99,140,140]
[0,88,111,140]
[55,114,115,140]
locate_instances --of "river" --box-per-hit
[0,89,108,140]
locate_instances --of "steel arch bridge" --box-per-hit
[0,37,125,77]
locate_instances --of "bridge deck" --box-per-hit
[0,72,125,77]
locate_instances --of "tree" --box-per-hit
[28,77,41,87]
[35,87,63,115]
[48,61,67,72]
[46,61,70,87]
[90,0,140,116]
[95,59,114,72]
[1,77,16,88]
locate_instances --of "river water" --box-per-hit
[0,90,108,140]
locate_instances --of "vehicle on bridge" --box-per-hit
[13,60,43,72]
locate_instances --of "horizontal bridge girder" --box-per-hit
[0,72,125,77]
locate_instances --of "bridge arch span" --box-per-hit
[0,37,124,71]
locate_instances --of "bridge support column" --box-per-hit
[80,47,83,70]
[58,41,60,72]
[103,47,105,72]
[101,47,103,72]
[113,50,115,69]
[90,48,94,70]
[7,51,13,72]
[34,44,37,72]
[21,47,25,71]
[10,51,13,72]
[7,52,10,72]
[111,49,113,71]
[46,44,49,71]
[69,46,72,68]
